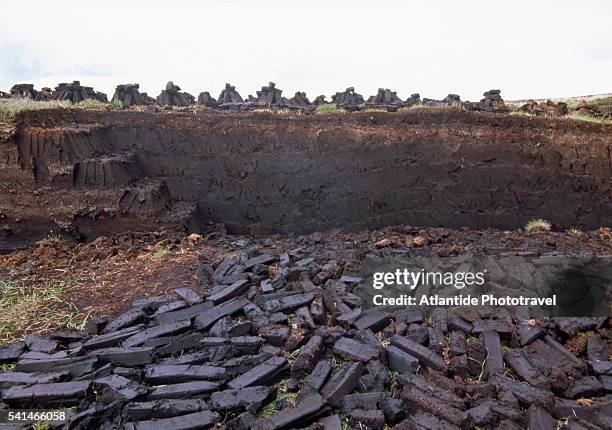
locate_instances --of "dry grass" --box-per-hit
[524,218,552,233]
[0,98,71,119]
[0,279,87,344]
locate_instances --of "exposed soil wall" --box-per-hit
[1,109,611,248]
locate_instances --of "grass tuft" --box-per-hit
[258,379,298,417]
[566,111,612,124]
[0,98,71,119]
[0,279,87,344]
[74,99,108,110]
[314,104,340,114]
[524,218,551,233]
[567,227,583,235]
[150,245,169,260]
[0,363,16,372]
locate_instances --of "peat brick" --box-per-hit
[386,345,418,373]
[490,375,554,410]
[261,292,315,313]
[123,410,220,430]
[292,335,323,378]
[401,385,467,427]
[587,335,608,362]
[244,254,277,269]
[103,308,146,334]
[0,371,68,388]
[481,331,503,379]
[256,394,325,430]
[174,287,203,305]
[333,337,379,362]
[24,335,58,354]
[194,297,250,330]
[123,319,191,347]
[94,375,145,401]
[85,315,108,334]
[154,301,214,324]
[348,409,385,430]
[210,386,274,412]
[125,399,209,420]
[503,349,549,389]
[447,315,473,334]
[391,334,447,372]
[228,356,289,389]
[147,381,220,400]
[472,320,512,335]
[563,376,604,399]
[321,362,364,406]
[0,341,25,364]
[83,325,145,350]
[304,359,332,392]
[341,392,383,413]
[208,279,250,304]
[2,381,90,408]
[353,311,390,332]
[144,364,226,384]
[527,404,556,430]
[88,347,153,367]
[15,356,97,377]
[517,321,544,346]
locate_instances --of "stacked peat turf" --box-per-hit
[405,93,421,107]
[288,92,313,109]
[575,100,602,116]
[331,87,365,111]
[35,87,54,101]
[217,83,244,109]
[520,100,568,116]
[472,89,509,113]
[53,81,108,103]
[112,84,154,107]
[0,244,609,429]
[365,88,405,111]
[156,81,195,106]
[197,92,218,108]
[254,82,286,108]
[313,95,327,106]
[519,100,546,115]
[9,84,37,99]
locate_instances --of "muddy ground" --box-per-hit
[1,225,611,329]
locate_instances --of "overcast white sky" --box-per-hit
[1,0,611,101]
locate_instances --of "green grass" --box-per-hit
[150,245,169,260]
[287,346,303,365]
[0,98,71,119]
[74,99,109,110]
[566,111,612,124]
[0,363,15,372]
[258,379,298,417]
[314,103,341,114]
[0,279,87,344]
[524,218,551,233]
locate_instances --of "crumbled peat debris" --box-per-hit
[0,247,610,430]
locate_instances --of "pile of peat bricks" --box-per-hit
[0,246,611,430]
